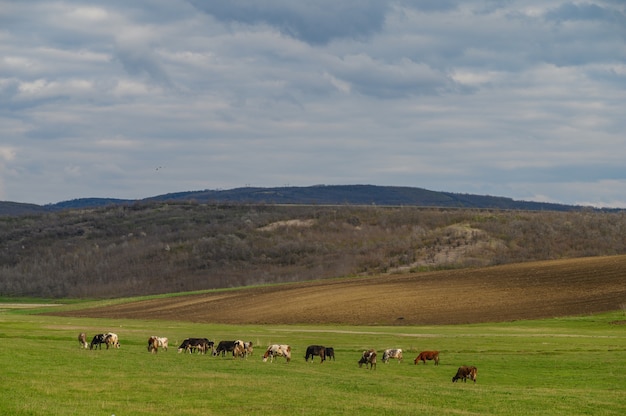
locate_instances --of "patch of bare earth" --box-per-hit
[51,255,626,325]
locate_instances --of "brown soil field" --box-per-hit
[54,255,626,325]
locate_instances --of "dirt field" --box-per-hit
[55,255,626,325]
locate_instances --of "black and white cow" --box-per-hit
[382,348,403,363]
[90,334,107,350]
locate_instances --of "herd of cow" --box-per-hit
[78,332,120,350]
[78,333,477,383]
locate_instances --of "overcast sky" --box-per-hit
[1,1,625,207]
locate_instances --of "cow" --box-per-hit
[232,340,247,358]
[194,338,213,354]
[452,366,477,383]
[148,336,159,353]
[178,338,214,354]
[305,345,326,363]
[89,334,107,350]
[156,337,168,351]
[78,332,88,349]
[195,340,209,355]
[382,348,403,364]
[262,344,291,363]
[325,347,335,361]
[414,350,439,365]
[358,349,377,370]
[231,340,253,358]
[243,341,253,357]
[214,340,239,357]
[104,333,120,349]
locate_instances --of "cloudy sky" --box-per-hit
[1,1,625,207]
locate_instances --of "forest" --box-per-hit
[1,201,625,298]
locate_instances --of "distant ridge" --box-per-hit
[0,185,594,216]
[146,185,582,211]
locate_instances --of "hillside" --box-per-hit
[3,202,626,299]
[52,255,626,325]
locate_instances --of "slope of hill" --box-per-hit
[54,255,626,325]
[3,202,626,299]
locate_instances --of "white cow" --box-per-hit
[156,337,168,351]
[262,344,291,363]
[382,348,403,363]
[104,332,120,349]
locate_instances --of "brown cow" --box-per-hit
[452,366,477,383]
[148,336,159,353]
[358,349,377,370]
[78,332,88,349]
[414,350,439,365]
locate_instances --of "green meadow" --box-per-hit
[1,304,625,415]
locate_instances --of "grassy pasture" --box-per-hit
[1,306,625,415]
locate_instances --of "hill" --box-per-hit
[144,185,581,210]
[51,255,626,325]
[3,202,626,299]
[1,185,590,216]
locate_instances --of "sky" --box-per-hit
[1,1,625,207]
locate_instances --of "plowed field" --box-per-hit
[56,255,626,325]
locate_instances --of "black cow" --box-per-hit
[178,338,214,354]
[89,334,107,350]
[325,347,335,361]
[452,366,477,383]
[214,340,238,357]
[305,345,326,363]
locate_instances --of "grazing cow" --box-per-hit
[262,344,291,363]
[156,337,168,351]
[104,332,120,349]
[452,366,477,383]
[232,340,253,358]
[232,340,247,358]
[195,340,209,355]
[414,350,439,365]
[382,348,403,364]
[78,333,88,349]
[215,340,239,357]
[358,349,377,370]
[325,347,335,361]
[243,341,253,357]
[148,336,159,353]
[90,334,107,350]
[305,345,326,363]
[178,338,214,354]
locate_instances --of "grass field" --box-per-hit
[1,304,625,415]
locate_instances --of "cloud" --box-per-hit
[0,147,17,162]
[188,0,389,44]
[1,0,625,208]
